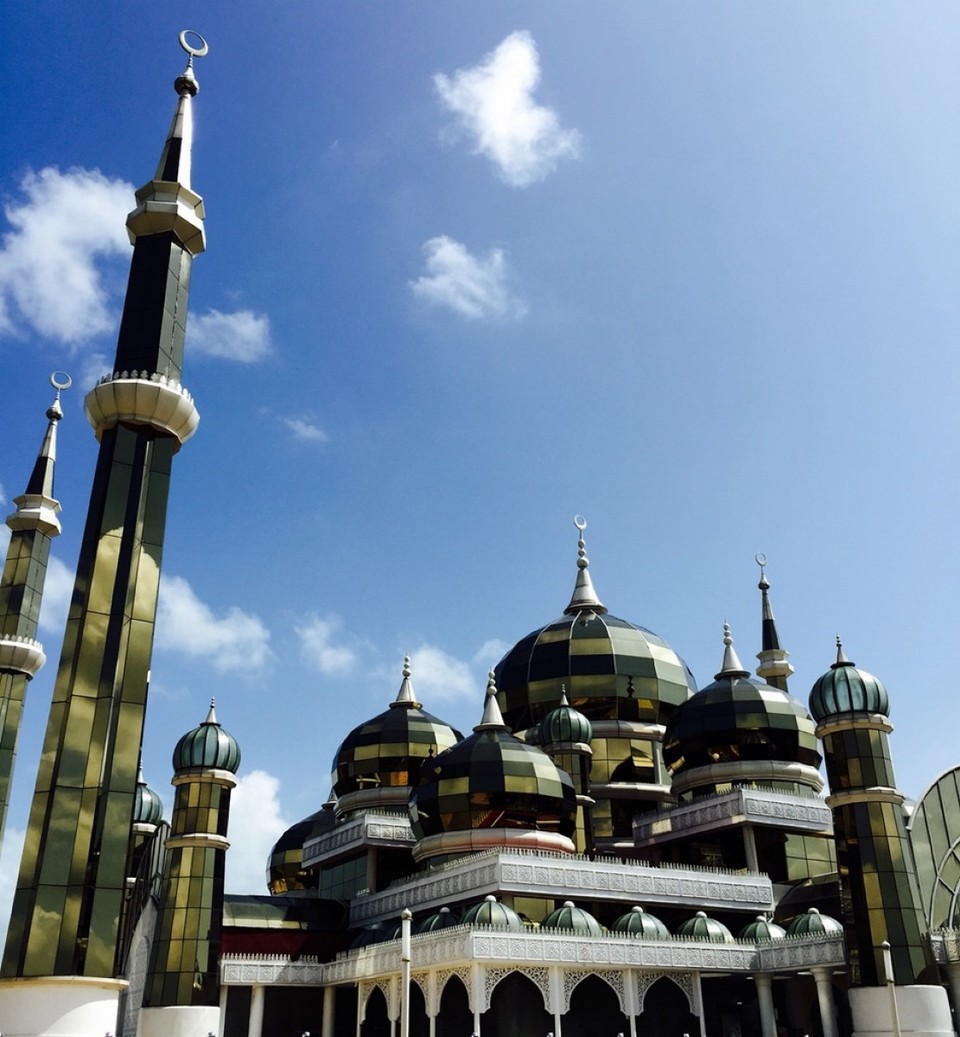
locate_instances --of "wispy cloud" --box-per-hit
[296,613,359,675]
[157,574,272,672]
[410,235,525,321]
[225,770,290,895]
[0,826,24,947]
[435,31,581,188]
[283,417,329,443]
[0,167,131,344]
[408,644,478,703]
[188,308,272,362]
[37,556,74,636]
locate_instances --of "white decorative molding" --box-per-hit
[303,811,414,867]
[7,491,61,537]
[127,179,206,255]
[350,847,773,926]
[85,372,199,448]
[0,634,46,676]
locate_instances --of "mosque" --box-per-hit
[3,30,960,1037]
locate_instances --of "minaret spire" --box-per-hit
[564,516,607,616]
[0,373,70,846]
[2,33,209,1005]
[754,554,794,692]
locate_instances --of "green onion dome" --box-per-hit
[133,768,164,826]
[662,626,821,794]
[785,907,844,936]
[677,911,734,942]
[540,689,592,746]
[417,906,460,933]
[611,905,671,939]
[409,674,577,846]
[351,923,386,948]
[494,527,696,732]
[541,901,603,934]
[266,798,337,895]
[462,895,523,929]
[809,639,890,722]
[173,700,240,774]
[332,658,462,806]
[738,915,786,941]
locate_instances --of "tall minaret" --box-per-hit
[0,374,69,847]
[1,30,208,1023]
[753,554,794,692]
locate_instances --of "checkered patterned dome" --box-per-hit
[809,650,889,722]
[662,675,821,776]
[409,727,577,839]
[267,802,336,894]
[495,612,697,732]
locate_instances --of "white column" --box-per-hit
[625,970,638,1037]
[753,974,776,1037]
[743,824,759,872]
[694,973,707,1037]
[219,984,228,1037]
[322,985,336,1037]
[400,909,412,1037]
[248,984,265,1037]
[811,967,838,1037]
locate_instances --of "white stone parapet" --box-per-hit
[84,371,200,448]
[303,811,414,866]
[0,634,46,676]
[6,492,62,537]
[349,847,773,925]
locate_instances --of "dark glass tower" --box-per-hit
[810,640,929,986]
[2,40,206,981]
[0,378,68,846]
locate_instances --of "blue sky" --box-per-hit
[2,5,960,926]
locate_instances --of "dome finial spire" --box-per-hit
[754,554,794,691]
[833,635,853,668]
[564,516,607,616]
[391,654,422,709]
[475,671,509,732]
[716,622,750,680]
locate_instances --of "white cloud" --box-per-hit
[0,167,131,344]
[0,825,24,948]
[410,235,525,321]
[37,555,74,636]
[473,638,511,670]
[157,574,272,672]
[283,417,329,443]
[188,308,272,362]
[435,31,582,188]
[296,614,358,675]
[225,770,289,895]
[408,644,478,703]
[78,350,110,390]
[0,482,6,506]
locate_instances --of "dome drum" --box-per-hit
[668,760,825,798]
[411,828,575,863]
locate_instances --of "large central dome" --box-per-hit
[494,526,695,732]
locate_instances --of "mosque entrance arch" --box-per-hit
[638,976,699,1037]
[566,973,627,1036]
[486,970,552,1036]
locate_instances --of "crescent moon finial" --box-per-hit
[178,30,209,59]
[50,371,72,392]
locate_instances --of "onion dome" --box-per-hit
[332,657,462,811]
[417,906,460,933]
[540,687,592,746]
[662,625,821,795]
[408,673,577,857]
[351,923,386,948]
[541,901,603,934]
[133,767,164,826]
[677,911,734,943]
[462,895,523,929]
[785,907,844,937]
[739,915,786,941]
[495,520,696,731]
[809,638,890,722]
[173,700,241,773]
[266,797,337,895]
[612,905,671,939]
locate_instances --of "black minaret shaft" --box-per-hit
[0,378,68,846]
[3,42,206,981]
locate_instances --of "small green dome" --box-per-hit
[809,642,889,722]
[739,915,786,941]
[417,907,460,933]
[785,907,844,936]
[462,895,523,929]
[173,700,240,773]
[133,772,163,826]
[541,901,602,934]
[611,905,670,939]
[540,690,593,746]
[351,923,386,948]
[677,911,734,942]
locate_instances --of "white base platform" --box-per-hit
[0,975,126,1036]
[138,1004,220,1037]
[850,984,956,1037]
